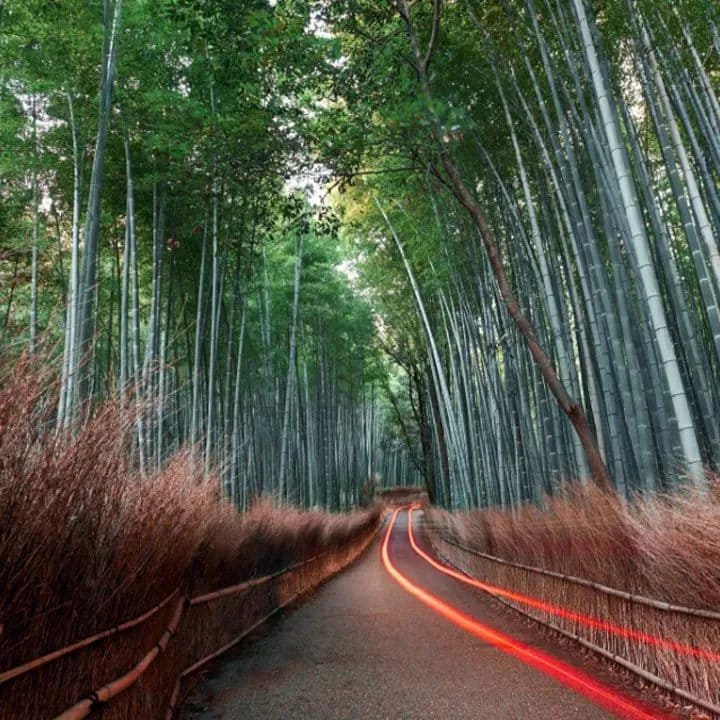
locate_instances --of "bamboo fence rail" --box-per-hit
[433,544,720,718]
[0,589,181,687]
[163,531,376,718]
[0,523,378,720]
[428,528,720,718]
[163,537,377,718]
[438,533,720,620]
[54,597,186,720]
[188,551,332,607]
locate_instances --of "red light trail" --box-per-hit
[405,505,719,663]
[381,506,671,720]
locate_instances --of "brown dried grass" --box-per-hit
[376,486,429,505]
[425,483,720,713]
[0,354,380,719]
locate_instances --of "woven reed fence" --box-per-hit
[426,526,720,718]
[0,524,378,720]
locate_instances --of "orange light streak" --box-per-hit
[405,505,719,663]
[381,506,669,720]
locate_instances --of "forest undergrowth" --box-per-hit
[0,353,380,718]
[426,484,720,711]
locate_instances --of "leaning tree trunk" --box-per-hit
[395,0,612,490]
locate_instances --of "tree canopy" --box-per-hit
[1,0,720,508]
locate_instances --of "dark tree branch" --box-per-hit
[423,0,442,74]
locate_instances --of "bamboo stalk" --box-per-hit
[189,551,331,606]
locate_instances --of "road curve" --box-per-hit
[181,507,676,720]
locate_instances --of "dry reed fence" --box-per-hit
[0,519,377,720]
[0,354,381,719]
[425,485,720,717]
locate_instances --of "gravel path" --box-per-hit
[181,509,675,720]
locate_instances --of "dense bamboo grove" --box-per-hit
[325,0,720,508]
[0,0,419,507]
[2,0,720,511]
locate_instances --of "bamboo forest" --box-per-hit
[3,0,720,508]
[2,1,720,719]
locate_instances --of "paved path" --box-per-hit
[182,508,675,720]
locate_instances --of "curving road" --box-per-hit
[182,507,676,720]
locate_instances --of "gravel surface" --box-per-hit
[181,509,675,720]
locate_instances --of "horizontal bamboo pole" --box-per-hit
[165,591,303,720]
[1,550,334,683]
[49,553,323,719]
[434,547,720,718]
[438,533,720,620]
[0,588,180,686]
[189,551,331,606]
[53,596,186,720]
[189,574,275,607]
[41,523,378,720]
[166,526,379,719]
